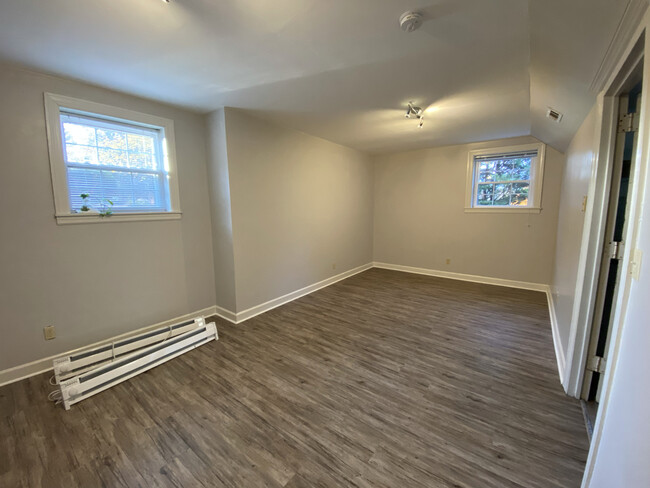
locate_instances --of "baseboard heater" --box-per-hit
[53,317,217,410]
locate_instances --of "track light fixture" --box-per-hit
[405,102,422,119]
[405,102,424,128]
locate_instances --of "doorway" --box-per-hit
[580,70,643,434]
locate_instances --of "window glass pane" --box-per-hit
[493,183,511,205]
[63,122,96,146]
[478,171,495,182]
[476,184,494,206]
[65,144,98,165]
[493,160,514,181]
[511,183,530,206]
[511,158,531,180]
[98,147,128,167]
[479,161,495,171]
[128,152,156,171]
[96,128,127,150]
[127,133,154,154]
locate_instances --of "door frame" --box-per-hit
[563,41,644,399]
[561,16,649,488]
[580,88,640,402]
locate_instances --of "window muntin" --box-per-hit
[61,113,169,213]
[473,151,536,207]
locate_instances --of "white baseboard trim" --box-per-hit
[373,262,548,292]
[545,287,566,385]
[213,304,237,324]
[1,262,566,388]
[235,263,374,323]
[0,305,218,387]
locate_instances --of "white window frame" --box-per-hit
[464,142,545,214]
[44,93,182,224]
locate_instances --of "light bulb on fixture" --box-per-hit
[162,0,170,3]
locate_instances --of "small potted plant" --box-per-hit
[78,193,97,213]
[78,193,113,217]
[99,198,114,218]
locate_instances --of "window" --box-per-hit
[465,143,545,213]
[44,93,181,224]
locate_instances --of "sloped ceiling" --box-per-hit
[0,0,636,153]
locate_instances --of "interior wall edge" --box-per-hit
[546,288,567,386]
[234,263,373,323]
[371,262,548,291]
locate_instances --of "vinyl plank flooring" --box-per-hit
[0,268,588,487]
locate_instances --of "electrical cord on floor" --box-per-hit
[48,388,63,405]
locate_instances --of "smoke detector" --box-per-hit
[400,11,423,32]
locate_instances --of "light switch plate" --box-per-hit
[630,248,643,281]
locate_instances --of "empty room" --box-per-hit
[1,1,649,487]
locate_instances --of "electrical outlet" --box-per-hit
[332,263,336,270]
[445,258,451,265]
[581,195,588,213]
[43,325,56,340]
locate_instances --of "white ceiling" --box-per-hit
[0,0,632,153]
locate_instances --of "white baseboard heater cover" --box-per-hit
[55,318,217,410]
[53,318,205,383]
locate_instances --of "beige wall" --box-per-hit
[223,108,374,312]
[0,64,216,371]
[373,136,564,284]
[551,105,598,357]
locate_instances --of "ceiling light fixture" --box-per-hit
[405,102,422,119]
[405,102,425,128]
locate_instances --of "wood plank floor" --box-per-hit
[0,268,589,487]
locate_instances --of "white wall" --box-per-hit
[551,106,599,357]
[0,64,216,372]
[206,109,237,313]
[221,108,374,312]
[589,183,650,487]
[373,136,564,284]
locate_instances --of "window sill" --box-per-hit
[55,211,182,225]
[464,207,542,214]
